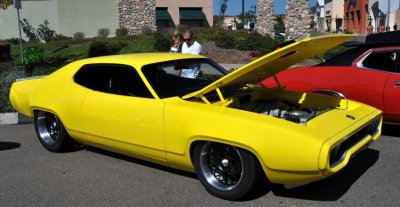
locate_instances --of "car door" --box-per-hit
[75,64,166,160]
[383,50,400,122]
[360,48,400,120]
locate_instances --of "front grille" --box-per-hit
[329,116,381,168]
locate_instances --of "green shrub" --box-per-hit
[88,41,109,57]
[153,32,171,51]
[31,66,58,76]
[1,38,25,44]
[196,28,224,42]
[232,30,247,42]
[0,63,24,113]
[23,47,44,65]
[107,41,128,54]
[73,32,85,40]
[50,34,72,42]
[116,28,129,38]
[140,25,153,36]
[215,32,235,49]
[235,33,276,53]
[88,40,128,57]
[98,28,110,38]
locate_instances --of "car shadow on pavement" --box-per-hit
[85,146,198,179]
[271,148,380,201]
[0,141,21,151]
[382,124,400,137]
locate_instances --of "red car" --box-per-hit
[262,40,400,123]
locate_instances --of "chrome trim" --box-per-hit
[310,90,346,99]
[357,49,400,74]
[383,121,400,126]
[16,75,47,82]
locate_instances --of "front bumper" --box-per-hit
[319,111,382,176]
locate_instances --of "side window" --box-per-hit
[74,64,153,98]
[362,51,399,73]
[147,59,225,81]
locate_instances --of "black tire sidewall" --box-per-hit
[193,142,261,200]
[34,111,71,152]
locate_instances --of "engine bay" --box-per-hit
[239,99,331,125]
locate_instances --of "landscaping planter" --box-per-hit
[0,43,11,62]
[0,113,18,125]
[0,113,32,125]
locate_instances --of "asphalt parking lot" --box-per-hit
[1,123,399,207]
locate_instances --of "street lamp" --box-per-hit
[242,0,244,29]
[14,0,24,63]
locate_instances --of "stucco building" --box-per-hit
[0,0,119,39]
[0,0,213,40]
[156,0,212,31]
[324,0,344,33]
[315,0,326,32]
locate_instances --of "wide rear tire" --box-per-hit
[193,142,262,200]
[34,111,74,152]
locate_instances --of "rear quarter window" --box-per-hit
[74,64,153,98]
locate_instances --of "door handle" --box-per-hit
[395,81,400,85]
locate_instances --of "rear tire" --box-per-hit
[34,111,74,152]
[193,142,262,200]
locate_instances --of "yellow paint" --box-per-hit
[9,35,382,185]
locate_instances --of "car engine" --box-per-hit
[240,99,330,125]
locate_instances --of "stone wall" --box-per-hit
[285,0,311,40]
[257,0,275,37]
[257,0,311,40]
[118,0,156,35]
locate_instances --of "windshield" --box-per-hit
[142,58,227,98]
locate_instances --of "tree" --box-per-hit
[37,20,56,43]
[238,11,255,25]
[274,16,286,33]
[20,18,39,42]
[213,15,220,27]
[220,0,229,25]
[0,0,12,10]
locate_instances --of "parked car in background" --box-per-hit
[263,31,400,124]
[10,35,382,200]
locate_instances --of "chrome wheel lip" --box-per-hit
[36,111,60,145]
[199,142,244,191]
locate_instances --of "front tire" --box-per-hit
[193,142,262,200]
[34,111,74,152]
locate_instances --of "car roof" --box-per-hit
[74,53,206,69]
[365,31,400,45]
[318,43,400,67]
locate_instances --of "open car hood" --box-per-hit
[183,34,357,100]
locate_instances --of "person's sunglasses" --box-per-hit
[184,38,191,42]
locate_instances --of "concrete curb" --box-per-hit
[0,113,32,125]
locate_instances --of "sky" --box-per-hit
[213,0,318,15]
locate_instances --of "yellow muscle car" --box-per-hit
[9,34,382,200]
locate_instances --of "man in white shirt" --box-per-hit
[181,30,202,55]
[180,29,203,78]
